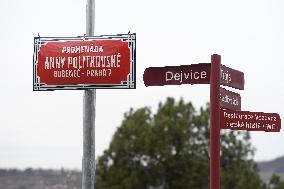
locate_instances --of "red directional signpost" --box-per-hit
[210,54,221,189]
[143,54,281,189]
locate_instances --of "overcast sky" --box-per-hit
[0,0,283,169]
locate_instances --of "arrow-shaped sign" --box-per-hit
[220,87,241,111]
[143,63,211,86]
[220,109,281,132]
[220,65,244,90]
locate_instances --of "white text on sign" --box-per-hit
[165,70,207,83]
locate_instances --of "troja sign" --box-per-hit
[220,109,281,132]
[220,65,244,90]
[33,34,136,90]
[143,63,211,86]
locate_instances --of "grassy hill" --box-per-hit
[257,156,284,183]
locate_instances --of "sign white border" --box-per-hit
[33,33,136,91]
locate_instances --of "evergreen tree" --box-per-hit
[266,174,284,189]
[95,98,264,189]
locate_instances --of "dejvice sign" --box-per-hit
[33,34,136,90]
[143,63,211,86]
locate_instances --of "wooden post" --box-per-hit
[210,54,221,189]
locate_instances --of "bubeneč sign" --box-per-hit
[33,34,136,90]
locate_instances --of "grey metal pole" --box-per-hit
[83,0,96,189]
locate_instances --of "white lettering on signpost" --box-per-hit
[166,71,173,81]
[96,56,101,67]
[62,47,67,53]
[221,69,232,84]
[86,69,107,77]
[184,72,190,80]
[165,70,208,83]
[90,56,95,67]
[61,45,104,54]
[110,55,116,67]
[72,57,78,68]
[45,57,49,69]
[220,94,239,106]
[193,72,200,79]
[68,57,73,68]
[54,69,80,78]
[45,54,123,70]
[45,57,66,69]
[224,112,228,118]
[267,124,272,130]
[201,71,207,79]
[116,53,121,67]
[174,73,181,82]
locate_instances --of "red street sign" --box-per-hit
[143,63,211,86]
[220,87,241,111]
[33,34,136,90]
[220,65,244,90]
[220,109,281,132]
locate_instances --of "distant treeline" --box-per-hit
[0,168,81,189]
